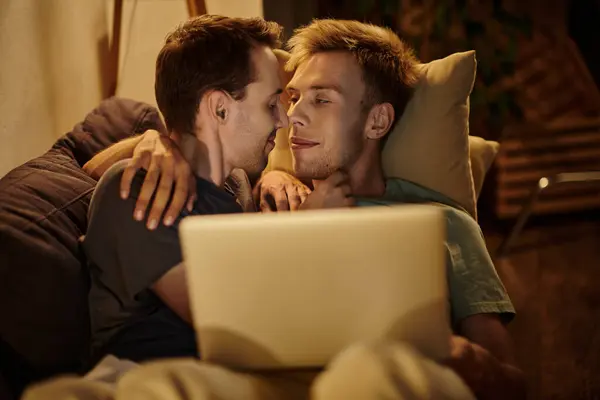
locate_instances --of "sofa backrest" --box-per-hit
[0,98,165,394]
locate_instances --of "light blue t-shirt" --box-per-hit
[356,179,515,329]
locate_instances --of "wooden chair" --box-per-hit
[496,118,600,256]
[490,28,600,256]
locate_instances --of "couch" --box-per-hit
[0,97,165,399]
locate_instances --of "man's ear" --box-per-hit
[205,90,231,123]
[364,103,395,141]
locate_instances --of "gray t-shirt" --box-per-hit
[357,178,515,329]
[83,160,242,363]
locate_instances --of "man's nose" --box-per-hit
[287,101,306,128]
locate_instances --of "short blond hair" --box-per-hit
[286,19,418,121]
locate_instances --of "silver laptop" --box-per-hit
[179,205,451,370]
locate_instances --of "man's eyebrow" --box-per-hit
[286,84,343,94]
[271,88,283,96]
[310,84,343,93]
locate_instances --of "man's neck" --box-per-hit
[173,132,231,187]
[313,147,386,198]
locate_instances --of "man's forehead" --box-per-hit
[287,52,361,90]
[252,46,282,88]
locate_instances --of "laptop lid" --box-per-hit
[180,205,450,370]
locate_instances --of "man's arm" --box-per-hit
[84,130,197,229]
[85,161,191,325]
[447,315,526,400]
[88,130,311,221]
[83,135,143,179]
[152,262,192,324]
[441,208,525,399]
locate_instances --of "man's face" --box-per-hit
[286,52,368,180]
[223,46,288,176]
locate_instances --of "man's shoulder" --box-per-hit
[440,205,480,231]
[358,192,481,238]
[96,159,144,192]
[92,160,146,206]
[88,159,145,225]
[439,206,486,248]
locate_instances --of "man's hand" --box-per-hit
[253,170,311,212]
[120,130,196,230]
[299,171,355,210]
[453,314,526,400]
[444,335,498,396]
[443,335,527,400]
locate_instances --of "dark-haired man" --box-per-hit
[84,15,288,364]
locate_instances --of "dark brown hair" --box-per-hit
[286,19,418,124]
[155,15,282,134]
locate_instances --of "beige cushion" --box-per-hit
[381,51,478,218]
[469,136,499,199]
[264,50,295,176]
[265,127,294,175]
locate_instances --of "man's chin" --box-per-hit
[293,165,329,181]
[239,158,267,179]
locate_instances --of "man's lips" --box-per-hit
[290,137,319,149]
